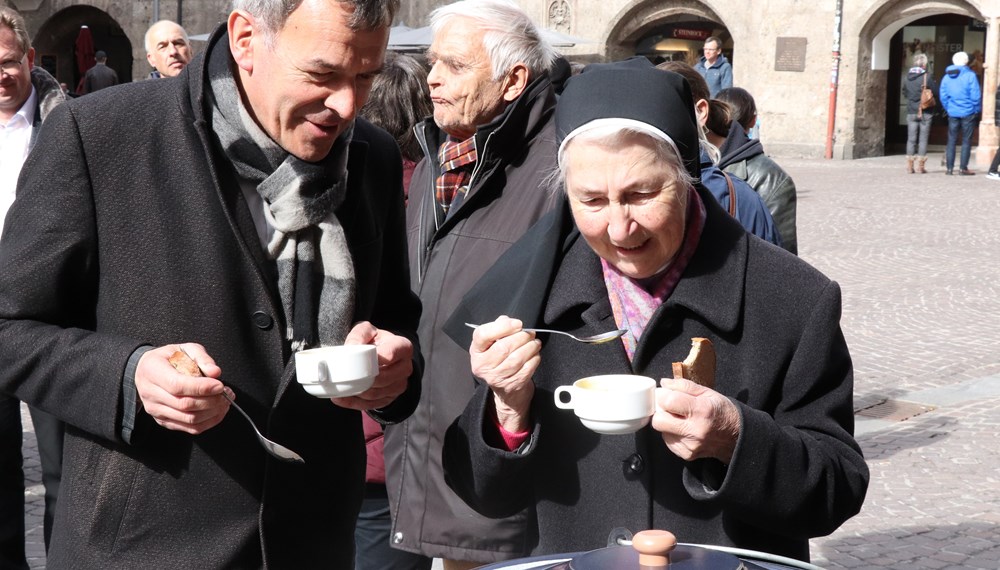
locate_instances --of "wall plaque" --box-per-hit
[775,37,808,72]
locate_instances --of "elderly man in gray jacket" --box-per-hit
[380,1,563,569]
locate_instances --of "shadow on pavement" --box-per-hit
[856,411,956,462]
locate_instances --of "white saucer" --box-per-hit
[579,415,650,435]
[299,375,374,398]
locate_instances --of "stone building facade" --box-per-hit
[7,0,1000,160]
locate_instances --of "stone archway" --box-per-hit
[604,0,729,61]
[33,5,133,92]
[851,0,984,158]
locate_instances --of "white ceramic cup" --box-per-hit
[553,374,656,434]
[295,345,379,398]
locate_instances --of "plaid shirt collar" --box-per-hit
[435,136,478,215]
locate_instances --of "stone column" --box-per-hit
[976,16,1000,169]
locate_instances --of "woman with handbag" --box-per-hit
[903,53,936,173]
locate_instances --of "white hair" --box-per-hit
[430,0,557,80]
[556,125,695,190]
[953,51,969,66]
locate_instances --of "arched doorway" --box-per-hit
[32,5,132,93]
[635,22,731,67]
[605,0,730,64]
[853,0,984,158]
[885,14,986,153]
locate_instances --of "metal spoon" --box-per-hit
[169,350,304,464]
[218,390,304,464]
[464,323,627,345]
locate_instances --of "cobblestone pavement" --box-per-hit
[20,405,46,569]
[786,154,1000,569]
[19,154,1000,569]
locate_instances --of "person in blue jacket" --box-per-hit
[694,36,733,97]
[939,51,981,175]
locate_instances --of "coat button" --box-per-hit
[392,532,404,544]
[251,311,273,330]
[624,453,644,474]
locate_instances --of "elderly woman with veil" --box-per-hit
[440,60,868,562]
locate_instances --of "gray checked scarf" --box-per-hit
[206,39,355,351]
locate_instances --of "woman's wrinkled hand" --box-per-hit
[652,377,742,464]
[470,316,541,433]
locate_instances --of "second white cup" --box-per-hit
[295,345,378,398]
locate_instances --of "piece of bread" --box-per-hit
[671,337,716,389]
[168,350,203,377]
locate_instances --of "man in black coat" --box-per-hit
[0,0,420,567]
[80,50,118,93]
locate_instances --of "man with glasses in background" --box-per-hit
[695,35,732,97]
[0,7,67,569]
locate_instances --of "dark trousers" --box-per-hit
[0,394,27,570]
[989,146,1000,174]
[28,407,63,549]
[355,485,432,570]
[946,114,976,171]
[0,394,64,569]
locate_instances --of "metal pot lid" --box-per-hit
[562,544,744,570]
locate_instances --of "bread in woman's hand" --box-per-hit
[168,350,203,377]
[671,337,716,389]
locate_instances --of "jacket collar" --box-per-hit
[415,71,556,166]
[28,66,66,148]
[666,184,747,334]
[718,120,763,168]
[187,24,223,125]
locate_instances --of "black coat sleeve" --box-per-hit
[354,120,424,425]
[0,103,145,442]
[683,281,869,538]
[443,383,539,518]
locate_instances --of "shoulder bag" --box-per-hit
[722,171,738,217]
[919,73,936,117]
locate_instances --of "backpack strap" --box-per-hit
[722,171,738,217]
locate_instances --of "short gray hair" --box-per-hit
[233,0,398,39]
[430,0,557,81]
[912,53,928,68]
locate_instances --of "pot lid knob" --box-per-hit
[632,529,677,568]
